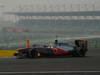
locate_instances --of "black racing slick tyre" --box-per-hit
[31,50,40,58]
[34,51,39,58]
[72,50,86,57]
[79,51,86,57]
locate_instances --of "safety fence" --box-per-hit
[88,39,100,48]
[0,38,100,50]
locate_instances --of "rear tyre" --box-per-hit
[79,50,87,57]
[72,50,86,57]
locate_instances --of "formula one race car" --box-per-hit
[14,40,88,59]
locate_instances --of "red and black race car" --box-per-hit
[14,40,88,59]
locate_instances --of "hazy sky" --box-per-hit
[0,0,100,39]
[0,0,100,5]
[0,0,100,23]
[0,0,100,12]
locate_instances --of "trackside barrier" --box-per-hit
[88,40,100,48]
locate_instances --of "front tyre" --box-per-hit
[31,50,41,58]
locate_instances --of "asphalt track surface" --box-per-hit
[0,48,100,74]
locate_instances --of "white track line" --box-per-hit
[0,71,100,74]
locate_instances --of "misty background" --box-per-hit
[0,0,100,48]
